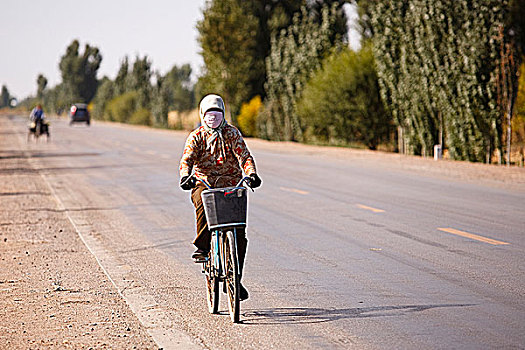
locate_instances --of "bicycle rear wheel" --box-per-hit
[205,258,219,314]
[224,230,240,323]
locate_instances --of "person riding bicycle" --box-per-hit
[29,104,49,136]
[179,94,261,301]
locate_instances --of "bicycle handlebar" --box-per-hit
[180,173,254,191]
[236,176,254,191]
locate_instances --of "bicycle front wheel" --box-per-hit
[205,258,219,314]
[224,230,240,323]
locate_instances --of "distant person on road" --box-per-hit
[28,104,49,137]
[29,104,45,122]
[179,94,262,301]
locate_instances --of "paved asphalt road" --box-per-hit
[7,115,525,349]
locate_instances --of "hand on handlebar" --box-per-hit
[180,175,196,190]
[246,173,262,189]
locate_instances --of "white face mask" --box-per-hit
[204,110,223,129]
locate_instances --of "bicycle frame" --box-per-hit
[195,174,250,278]
[209,229,222,277]
[190,174,250,322]
[207,227,240,279]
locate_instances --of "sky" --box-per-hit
[1,0,359,100]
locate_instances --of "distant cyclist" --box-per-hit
[179,94,262,301]
[29,104,45,123]
[29,104,49,137]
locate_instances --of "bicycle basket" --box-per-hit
[201,187,247,229]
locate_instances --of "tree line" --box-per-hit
[17,39,194,127]
[12,0,525,164]
[370,0,524,163]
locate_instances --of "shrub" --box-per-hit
[296,45,393,150]
[237,96,262,137]
[104,91,138,123]
[129,108,152,126]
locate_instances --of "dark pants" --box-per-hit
[191,184,248,276]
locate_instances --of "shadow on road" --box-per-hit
[118,239,187,254]
[31,152,102,158]
[241,304,475,325]
[0,191,49,196]
[0,163,141,175]
[0,150,101,160]
[0,150,26,159]
[20,206,119,213]
[0,131,25,136]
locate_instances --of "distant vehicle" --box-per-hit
[69,103,90,125]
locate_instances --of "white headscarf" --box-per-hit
[199,94,228,160]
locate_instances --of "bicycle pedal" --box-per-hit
[193,257,208,263]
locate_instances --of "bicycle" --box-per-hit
[27,118,50,142]
[183,175,253,323]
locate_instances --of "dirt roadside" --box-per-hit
[0,115,159,349]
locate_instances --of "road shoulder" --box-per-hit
[0,114,159,348]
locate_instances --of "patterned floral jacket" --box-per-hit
[179,124,256,188]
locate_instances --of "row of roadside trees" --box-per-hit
[15,0,525,164]
[90,55,194,127]
[198,0,394,150]
[370,0,525,163]
[19,39,194,128]
[198,0,525,162]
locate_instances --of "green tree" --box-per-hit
[152,73,170,127]
[506,0,525,57]
[244,0,305,101]
[297,45,393,149]
[354,0,379,39]
[248,0,347,103]
[93,56,153,126]
[0,85,10,108]
[197,0,259,118]
[152,64,194,127]
[197,0,325,118]
[371,0,507,161]
[58,39,102,103]
[165,64,194,111]
[309,0,349,44]
[497,0,525,164]
[126,55,153,109]
[512,62,525,164]
[261,4,338,141]
[49,84,69,114]
[36,74,48,99]
[114,56,129,96]
[91,77,114,119]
